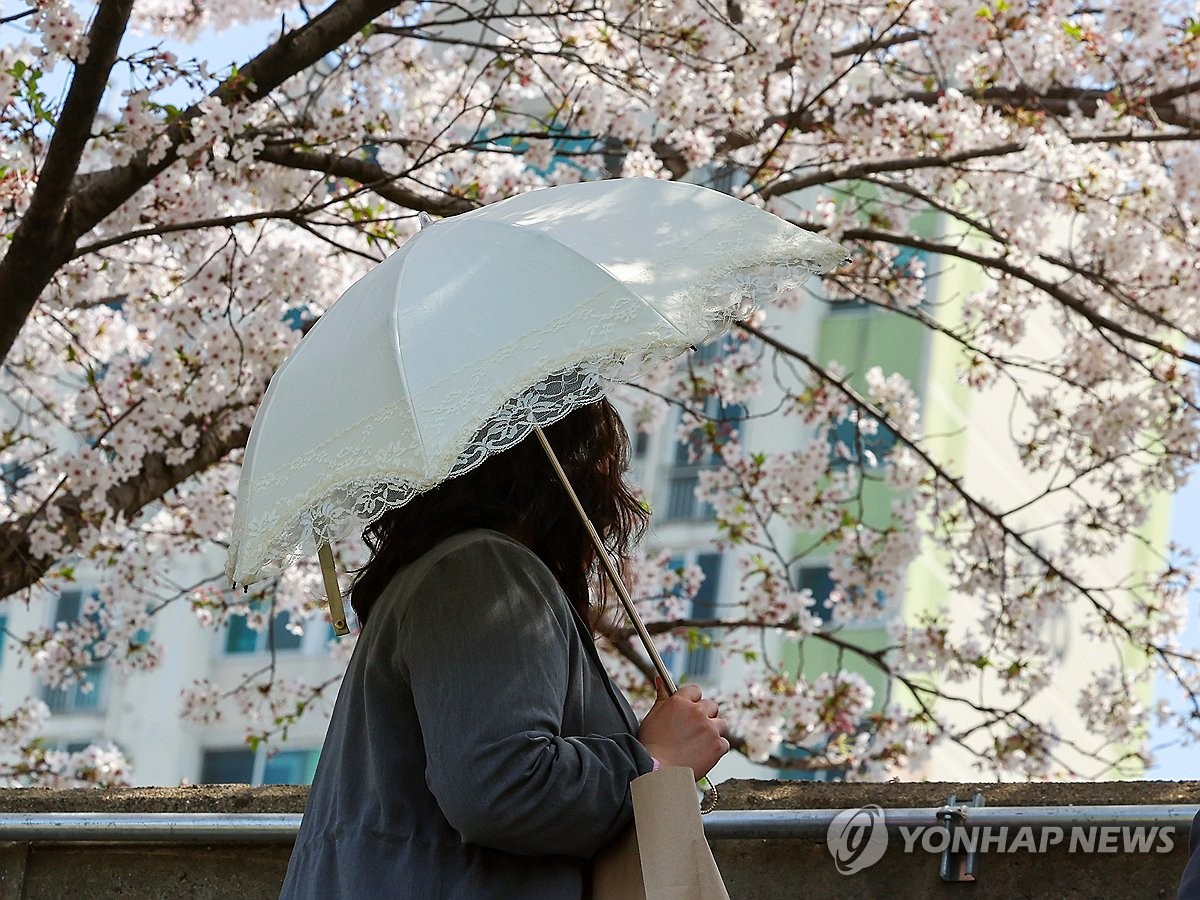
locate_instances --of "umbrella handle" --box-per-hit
[318,543,352,637]
[533,427,719,814]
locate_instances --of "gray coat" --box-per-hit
[1180,811,1200,900]
[279,529,654,899]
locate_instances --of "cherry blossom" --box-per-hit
[1,0,1198,783]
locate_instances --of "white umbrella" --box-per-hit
[227,177,845,600]
[226,176,846,811]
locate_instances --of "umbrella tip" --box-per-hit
[418,211,435,230]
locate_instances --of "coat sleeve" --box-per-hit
[394,535,654,858]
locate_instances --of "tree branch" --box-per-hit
[255,146,477,215]
[710,81,1200,161]
[0,0,135,363]
[72,208,314,257]
[0,0,406,367]
[860,84,1200,123]
[757,127,1200,200]
[839,228,1200,366]
[831,30,924,59]
[757,142,1026,197]
[735,321,1165,655]
[0,414,250,598]
[69,0,404,234]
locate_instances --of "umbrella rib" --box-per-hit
[389,254,432,472]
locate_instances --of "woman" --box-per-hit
[280,399,729,899]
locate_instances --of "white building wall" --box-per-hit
[913,285,1158,780]
[0,547,340,785]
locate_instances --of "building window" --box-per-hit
[827,412,896,470]
[663,398,745,523]
[795,566,836,627]
[707,165,742,195]
[224,604,306,655]
[776,743,851,781]
[687,333,740,368]
[633,430,650,459]
[44,670,106,713]
[664,468,710,522]
[200,747,321,785]
[47,739,98,755]
[662,552,724,682]
[683,553,723,681]
[1,461,30,496]
[794,564,886,627]
[200,748,254,783]
[42,589,106,714]
[282,307,308,331]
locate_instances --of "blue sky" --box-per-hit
[1149,476,1200,780]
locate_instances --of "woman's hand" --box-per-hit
[637,678,729,779]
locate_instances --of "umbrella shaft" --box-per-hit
[532,427,677,693]
[535,426,718,814]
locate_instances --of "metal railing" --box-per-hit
[702,804,1200,839]
[0,804,1195,843]
[0,813,301,843]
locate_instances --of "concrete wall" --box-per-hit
[715,780,1198,899]
[1,780,1196,899]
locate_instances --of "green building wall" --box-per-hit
[780,220,1168,778]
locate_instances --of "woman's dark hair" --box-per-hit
[350,399,648,627]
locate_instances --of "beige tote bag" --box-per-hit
[592,766,730,900]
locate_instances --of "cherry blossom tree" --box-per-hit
[2,0,1199,784]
